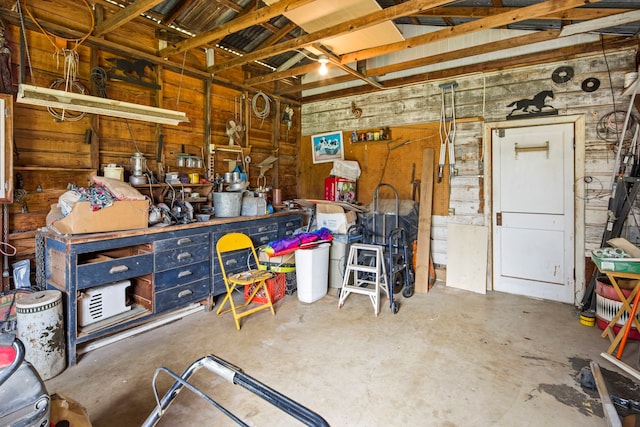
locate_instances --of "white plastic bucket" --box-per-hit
[16,290,66,380]
[295,243,330,303]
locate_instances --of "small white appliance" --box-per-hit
[78,280,131,327]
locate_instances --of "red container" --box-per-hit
[324,177,356,203]
[244,273,286,304]
[595,278,640,340]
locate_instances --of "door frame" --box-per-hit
[483,115,585,305]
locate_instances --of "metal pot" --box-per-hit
[213,191,245,217]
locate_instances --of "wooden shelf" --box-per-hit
[14,166,97,172]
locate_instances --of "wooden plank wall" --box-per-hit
[0,1,299,270]
[301,48,638,267]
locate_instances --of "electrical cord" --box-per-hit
[47,79,87,122]
[91,67,108,98]
[252,91,271,127]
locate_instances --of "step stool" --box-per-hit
[338,243,389,316]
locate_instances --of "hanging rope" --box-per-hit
[23,0,94,59]
[252,91,271,127]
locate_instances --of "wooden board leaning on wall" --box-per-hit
[299,120,482,215]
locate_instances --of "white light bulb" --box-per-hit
[319,62,328,75]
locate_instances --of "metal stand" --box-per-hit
[142,354,329,427]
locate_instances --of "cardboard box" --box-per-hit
[324,177,356,203]
[49,200,149,234]
[316,204,357,234]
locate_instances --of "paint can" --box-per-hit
[579,312,596,327]
[189,173,199,184]
[16,290,66,379]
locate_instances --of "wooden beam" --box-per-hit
[207,0,458,74]
[370,30,560,77]
[342,0,604,64]
[300,36,634,102]
[415,6,631,21]
[271,30,559,91]
[313,45,384,89]
[255,21,298,50]
[560,9,640,37]
[162,0,198,26]
[245,63,316,86]
[94,0,165,37]
[159,0,315,57]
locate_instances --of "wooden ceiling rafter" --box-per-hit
[94,0,165,37]
[256,21,298,50]
[412,6,632,21]
[270,29,563,94]
[162,0,198,26]
[159,0,315,57]
[207,0,458,74]
[341,0,604,64]
[313,44,384,89]
[299,36,636,103]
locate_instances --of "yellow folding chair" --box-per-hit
[216,232,275,330]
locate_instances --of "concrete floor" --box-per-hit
[44,284,629,426]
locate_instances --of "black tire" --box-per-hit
[391,301,399,314]
[402,283,414,298]
[392,270,404,294]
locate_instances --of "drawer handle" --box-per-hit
[178,270,193,278]
[260,236,269,242]
[178,289,193,298]
[286,222,293,227]
[285,230,293,236]
[225,259,237,266]
[177,238,192,246]
[258,226,268,232]
[109,265,129,274]
[177,252,192,261]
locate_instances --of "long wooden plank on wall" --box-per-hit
[415,148,434,294]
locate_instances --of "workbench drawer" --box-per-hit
[216,250,250,275]
[155,278,209,313]
[155,260,210,291]
[248,223,279,246]
[155,243,210,272]
[280,218,301,237]
[154,232,210,252]
[77,253,154,289]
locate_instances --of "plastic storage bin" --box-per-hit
[295,243,330,303]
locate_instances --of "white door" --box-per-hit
[492,123,574,303]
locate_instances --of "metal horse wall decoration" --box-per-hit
[105,57,160,89]
[506,90,557,120]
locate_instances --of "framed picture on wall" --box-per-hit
[311,131,344,164]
